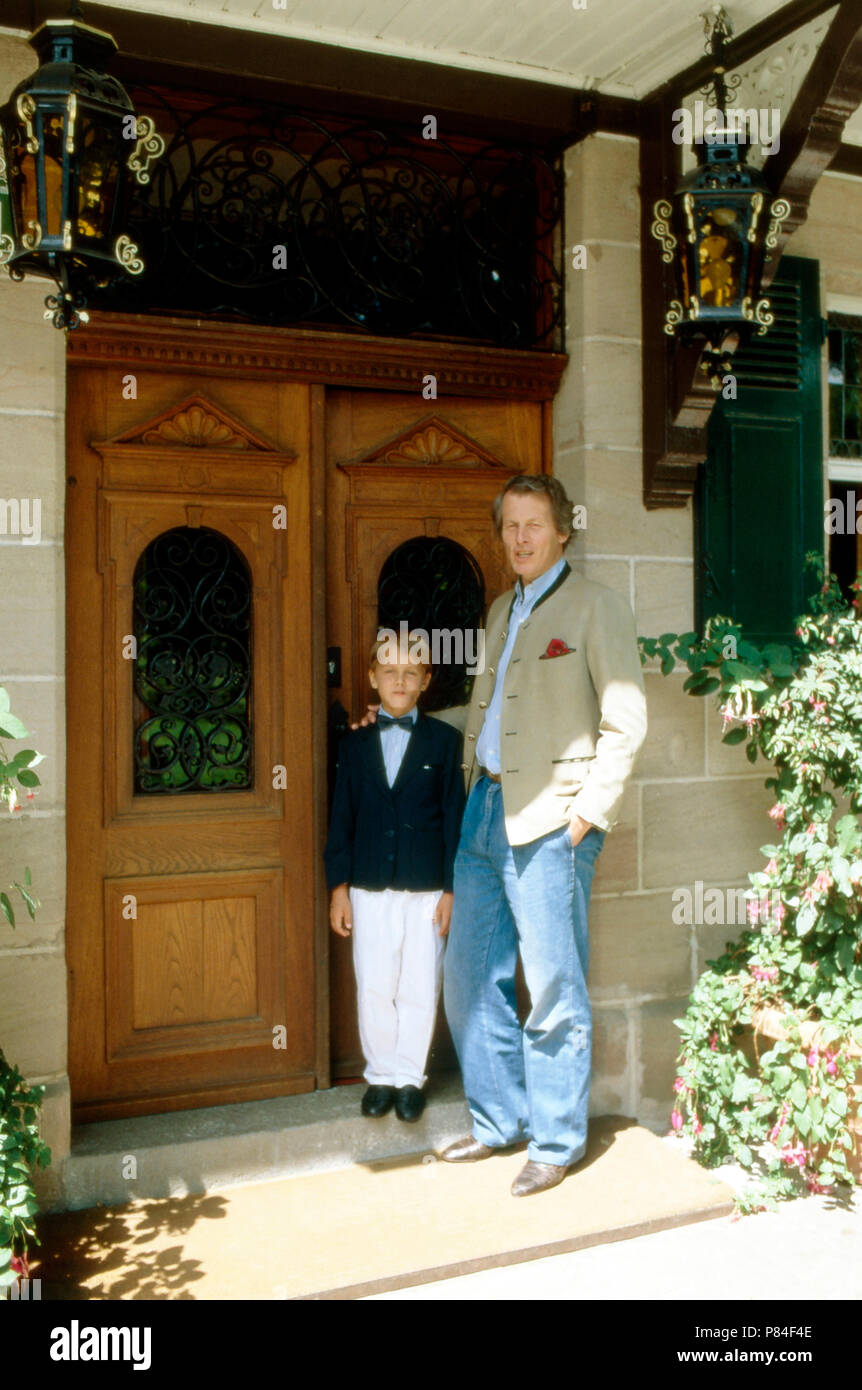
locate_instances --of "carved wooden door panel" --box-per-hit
[67,374,316,1119]
[325,389,546,1074]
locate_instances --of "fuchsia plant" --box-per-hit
[640,556,862,1212]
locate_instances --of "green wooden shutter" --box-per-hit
[695,255,824,644]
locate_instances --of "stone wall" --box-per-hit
[0,31,70,1203]
[555,132,777,1131]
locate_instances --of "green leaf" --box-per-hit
[794,1108,811,1137]
[0,894,14,928]
[16,769,39,788]
[722,726,748,744]
[789,1079,808,1109]
[0,715,29,739]
[745,741,758,764]
[0,689,10,714]
[660,652,675,677]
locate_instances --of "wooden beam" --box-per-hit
[644,0,838,103]
[829,142,862,176]
[763,0,862,274]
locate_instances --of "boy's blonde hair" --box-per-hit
[369,628,431,670]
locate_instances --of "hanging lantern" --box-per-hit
[650,7,791,386]
[0,8,164,330]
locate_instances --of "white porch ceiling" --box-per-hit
[23,0,824,102]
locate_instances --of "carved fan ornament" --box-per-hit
[93,394,288,456]
[344,416,511,472]
[142,405,251,449]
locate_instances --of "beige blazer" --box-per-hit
[460,561,647,845]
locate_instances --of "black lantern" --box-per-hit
[650,8,790,386]
[0,6,163,329]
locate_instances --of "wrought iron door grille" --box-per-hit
[86,85,563,349]
[133,526,252,793]
[377,537,485,710]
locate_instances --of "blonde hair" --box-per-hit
[369,628,431,670]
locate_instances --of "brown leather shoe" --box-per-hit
[511,1160,569,1196]
[439,1135,496,1162]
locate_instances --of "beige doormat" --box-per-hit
[34,1117,733,1300]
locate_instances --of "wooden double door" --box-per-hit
[66,328,548,1119]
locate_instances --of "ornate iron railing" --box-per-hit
[88,86,564,349]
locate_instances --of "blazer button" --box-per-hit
[387,853,394,861]
[467,733,476,740]
[478,701,488,709]
[385,829,394,837]
[489,666,495,675]
[461,763,469,771]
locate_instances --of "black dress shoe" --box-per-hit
[361,1085,395,1117]
[394,1086,426,1122]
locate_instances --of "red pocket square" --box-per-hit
[540,638,575,659]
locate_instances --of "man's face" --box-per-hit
[500,489,568,585]
[369,656,431,717]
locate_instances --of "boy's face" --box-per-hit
[369,655,431,717]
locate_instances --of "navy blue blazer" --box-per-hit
[324,711,466,893]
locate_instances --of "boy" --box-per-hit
[324,632,465,1122]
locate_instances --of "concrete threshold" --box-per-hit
[49,1075,472,1213]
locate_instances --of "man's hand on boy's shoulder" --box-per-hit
[329,884,353,936]
[350,703,380,730]
[433,891,454,938]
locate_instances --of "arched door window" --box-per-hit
[132,526,252,792]
[377,537,485,710]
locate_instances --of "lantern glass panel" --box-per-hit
[9,139,39,237]
[76,116,119,242]
[42,109,65,238]
[697,207,742,308]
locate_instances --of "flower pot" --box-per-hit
[738,1006,862,1177]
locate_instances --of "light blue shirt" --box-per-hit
[475,557,568,775]
[378,704,418,787]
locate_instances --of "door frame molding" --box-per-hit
[66,315,567,1107]
[66,313,568,401]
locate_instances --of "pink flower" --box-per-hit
[780,1141,809,1169]
[769,804,786,828]
[806,1175,831,1194]
[769,1099,790,1143]
[772,901,787,926]
[673,1077,686,1093]
[709,1032,718,1051]
[747,899,762,924]
[671,1110,683,1131]
[806,823,818,836]
[826,1050,838,1076]
[10,1252,28,1278]
[765,859,778,876]
[826,636,836,646]
[807,1048,818,1069]
[810,697,827,714]
[693,1118,703,1136]
[812,870,832,894]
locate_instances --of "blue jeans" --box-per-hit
[443,776,605,1166]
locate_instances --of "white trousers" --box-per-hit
[349,886,446,1088]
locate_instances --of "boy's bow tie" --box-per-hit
[378,714,414,731]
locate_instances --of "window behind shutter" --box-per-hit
[694,255,824,644]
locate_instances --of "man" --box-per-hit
[440,474,647,1196]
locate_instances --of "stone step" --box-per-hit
[44,1076,472,1213]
